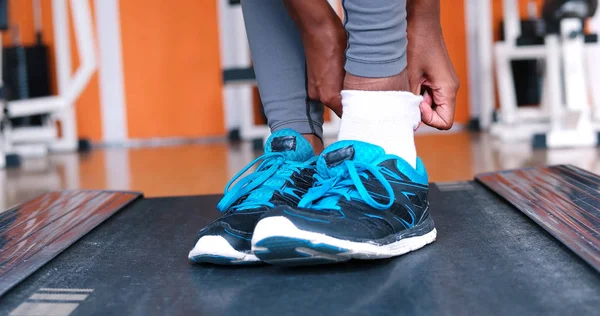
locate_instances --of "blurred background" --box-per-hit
[1,0,600,209]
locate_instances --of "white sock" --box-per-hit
[338,90,422,168]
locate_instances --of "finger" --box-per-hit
[419,82,456,129]
[434,103,455,128]
[429,85,456,129]
[419,102,452,130]
[422,89,433,107]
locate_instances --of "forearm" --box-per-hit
[407,0,441,29]
[283,0,342,38]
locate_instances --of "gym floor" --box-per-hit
[3,130,599,210]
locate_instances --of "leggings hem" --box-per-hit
[271,119,324,140]
[344,54,407,78]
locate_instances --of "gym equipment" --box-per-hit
[0,0,96,168]
[0,165,598,315]
[3,36,52,102]
[0,0,6,31]
[500,17,545,107]
[3,24,53,149]
[480,0,600,148]
[0,0,18,168]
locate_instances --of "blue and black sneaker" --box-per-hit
[188,129,316,265]
[251,140,436,266]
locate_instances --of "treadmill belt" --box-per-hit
[0,191,142,297]
[477,165,600,272]
[1,182,598,315]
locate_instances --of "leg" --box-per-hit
[241,0,324,153]
[337,0,422,167]
[342,0,410,90]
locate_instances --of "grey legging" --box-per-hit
[241,0,408,139]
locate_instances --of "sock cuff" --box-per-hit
[341,90,423,99]
[341,90,422,126]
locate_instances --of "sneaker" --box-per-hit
[188,129,316,265]
[251,140,436,266]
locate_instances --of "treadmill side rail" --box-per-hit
[476,165,600,273]
[0,190,142,297]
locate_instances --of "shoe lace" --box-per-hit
[217,153,315,212]
[298,159,395,211]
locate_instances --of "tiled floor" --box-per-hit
[3,131,600,209]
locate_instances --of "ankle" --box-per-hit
[343,69,410,92]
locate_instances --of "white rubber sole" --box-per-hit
[188,235,260,264]
[251,216,437,263]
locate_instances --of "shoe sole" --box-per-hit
[188,235,261,265]
[251,217,437,266]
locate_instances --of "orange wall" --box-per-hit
[440,0,470,124]
[119,0,225,139]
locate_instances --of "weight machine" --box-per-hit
[480,0,600,148]
[0,0,96,168]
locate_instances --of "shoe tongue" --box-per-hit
[317,140,386,176]
[264,129,314,162]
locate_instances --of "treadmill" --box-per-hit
[0,165,599,315]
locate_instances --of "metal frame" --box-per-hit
[1,0,96,167]
[483,0,600,148]
[466,0,496,130]
[1,28,5,168]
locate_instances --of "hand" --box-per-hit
[302,23,346,117]
[283,0,346,117]
[407,20,459,130]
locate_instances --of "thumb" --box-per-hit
[419,88,454,130]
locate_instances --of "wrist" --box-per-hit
[407,0,441,28]
[408,17,442,37]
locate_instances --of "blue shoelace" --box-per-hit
[217,153,315,212]
[298,158,395,211]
